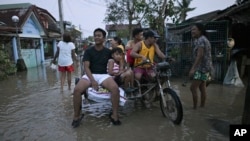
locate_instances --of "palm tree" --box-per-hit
[174,0,196,23]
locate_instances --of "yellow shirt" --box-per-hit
[110,45,125,53]
[117,45,125,53]
[134,41,155,68]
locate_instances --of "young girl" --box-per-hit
[53,33,78,91]
[107,48,134,90]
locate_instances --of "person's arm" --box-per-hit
[70,42,78,62]
[125,40,133,51]
[107,59,115,76]
[119,55,126,72]
[154,43,166,60]
[189,47,204,77]
[130,42,146,61]
[71,49,78,62]
[84,61,98,90]
[82,49,98,90]
[192,47,204,70]
[52,47,59,64]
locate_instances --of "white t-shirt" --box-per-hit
[57,41,75,66]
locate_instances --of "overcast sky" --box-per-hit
[0,0,236,37]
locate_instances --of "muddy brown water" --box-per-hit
[0,64,246,141]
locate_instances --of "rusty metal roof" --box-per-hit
[168,1,250,34]
[182,0,250,24]
[0,3,60,36]
[213,0,250,24]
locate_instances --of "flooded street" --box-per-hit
[0,64,246,141]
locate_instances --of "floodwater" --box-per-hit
[0,64,247,141]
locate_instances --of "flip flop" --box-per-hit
[109,112,121,125]
[71,114,84,128]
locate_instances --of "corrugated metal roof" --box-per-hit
[212,0,250,23]
[168,1,250,33]
[183,10,221,24]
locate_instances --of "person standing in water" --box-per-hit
[189,23,213,109]
[53,32,78,91]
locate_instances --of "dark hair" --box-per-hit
[94,28,106,38]
[113,36,122,45]
[193,23,206,36]
[63,32,72,43]
[143,29,160,39]
[111,47,123,55]
[132,28,143,38]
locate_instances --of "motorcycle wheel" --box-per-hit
[160,88,183,125]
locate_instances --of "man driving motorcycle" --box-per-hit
[130,29,166,81]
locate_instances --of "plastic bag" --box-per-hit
[50,63,57,71]
[87,87,127,106]
[223,60,244,87]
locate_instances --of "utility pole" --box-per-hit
[79,24,82,47]
[58,0,64,36]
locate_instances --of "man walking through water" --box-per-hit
[72,28,121,128]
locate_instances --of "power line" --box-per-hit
[46,0,58,14]
[79,0,106,7]
[77,0,93,8]
[64,0,75,22]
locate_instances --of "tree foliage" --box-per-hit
[104,0,148,24]
[142,0,177,36]
[104,0,195,40]
[0,49,16,80]
[173,0,196,23]
[104,0,180,38]
[104,0,148,38]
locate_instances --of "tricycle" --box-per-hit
[75,57,183,125]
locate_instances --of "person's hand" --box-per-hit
[91,80,99,91]
[141,56,147,62]
[165,56,175,63]
[123,68,128,72]
[169,57,176,62]
[113,72,119,76]
[189,68,195,78]
[52,59,56,64]
[113,71,122,76]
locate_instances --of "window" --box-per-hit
[20,38,40,49]
[109,31,116,38]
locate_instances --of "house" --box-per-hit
[0,3,61,68]
[166,0,250,81]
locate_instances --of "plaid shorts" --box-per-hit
[193,71,209,81]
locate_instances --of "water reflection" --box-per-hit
[0,65,246,141]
